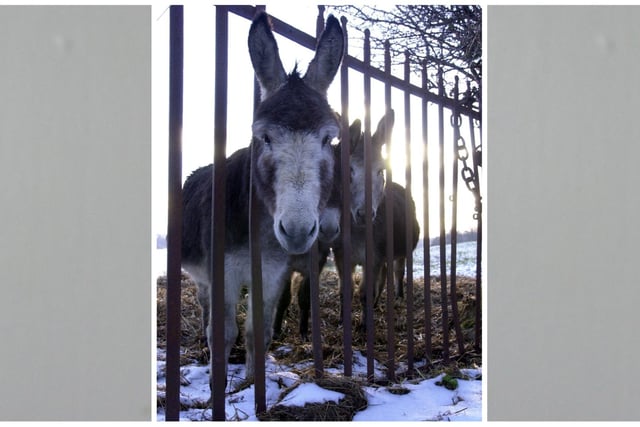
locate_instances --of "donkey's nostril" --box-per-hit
[279,220,288,237]
[308,221,318,237]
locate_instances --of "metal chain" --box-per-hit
[451,111,482,220]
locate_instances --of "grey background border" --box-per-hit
[0,6,151,420]
[488,5,640,421]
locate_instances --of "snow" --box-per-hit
[154,241,482,421]
[279,383,345,407]
[156,347,482,421]
[354,369,482,421]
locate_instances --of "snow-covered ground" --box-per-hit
[154,240,481,421]
[156,349,482,421]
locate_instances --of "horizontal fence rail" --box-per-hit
[163,4,482,420]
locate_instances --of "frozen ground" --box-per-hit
[154,240,481,421]
[156,348,482,421]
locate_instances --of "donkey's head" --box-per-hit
[248,12,344,254]
[348,110,395,226]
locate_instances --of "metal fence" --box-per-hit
[163,4,482,421]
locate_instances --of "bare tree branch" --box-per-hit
[329,4,482,111]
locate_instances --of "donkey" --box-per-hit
[273,142,343,341]
[275,110,420,339]
[370,180,421,301]
[274,111,384,341]
[181,12,344,390]
[332,111,421,329]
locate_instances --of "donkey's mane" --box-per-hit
[255,72,334,131]
[288,62,302,79]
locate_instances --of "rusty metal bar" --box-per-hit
[363,28,375,381]
[315,6,325,41]
[467,112,482,353]
[249,147,266,414]
[253,6,265,114]
[437,68,449,365]
[475,210,483,353]
[211,5,229,420]
[165,4,183,421]
[339,15,353,378]
[449,76,465,355]
[403,51,415,376]
[248,5,267,416]
[421,60,432,361]
[309,241,323,378]
[310,6,325,380]
[383,40,395,382]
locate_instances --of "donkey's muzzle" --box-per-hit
[354,207,376,226]
[276,217,319,254]
[318,207,340,243]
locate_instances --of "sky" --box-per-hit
[151,3,482,241]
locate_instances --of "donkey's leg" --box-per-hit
[204,273,241,392]
[273,273,292,341]
[196,280,210,341]
[359,258,384,331]
[332,248,346,324]
[374,261,387,307]
[297,248,329,341]
[297,273,311,341]
[244,260,288,380]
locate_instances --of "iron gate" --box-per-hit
[163,4,482,421]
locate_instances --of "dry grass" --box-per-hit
[257,375,369,421]
[156,267,481,420]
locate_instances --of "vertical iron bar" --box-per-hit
[310,7,325,379]
[467,113,482,353]
[211,5,228,421]
[475,207,483,353]
[383,40,395,382]
[476,81,483,355]
[250,4,266,416]
[403,51,415,376]
[252,6,265,113]
[249,149,266,414]
[449,76,465,355]
[165,5,183,422]
[315,6,325,41]
[437,68,449,365]
[339,15,353,378]
[363,28,375,381]
[421,60,432,361]
[309,241,323,378]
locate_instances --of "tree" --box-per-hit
[328,5,481,111]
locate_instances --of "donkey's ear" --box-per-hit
[349,119,362,153]
[373,109,395,146]
[303,15,344,95]
[248,12,287,100]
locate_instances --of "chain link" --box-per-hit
[451,111,482,219]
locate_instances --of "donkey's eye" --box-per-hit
[322,135,332,147]
[263,134,272,146]
[377,168,385,177]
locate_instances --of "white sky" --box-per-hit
[151,3,481,240]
